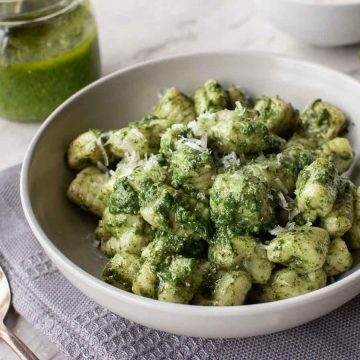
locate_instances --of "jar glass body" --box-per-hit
[0,0,101,122]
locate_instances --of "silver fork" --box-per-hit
[0,264,39,359]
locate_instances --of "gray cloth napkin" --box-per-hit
[1,164,360,360]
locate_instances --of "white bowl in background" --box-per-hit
[255,0,360,46]
[20,52,360,338]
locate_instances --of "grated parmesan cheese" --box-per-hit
[269,221,297,235]
[288,207,300,221]
[276,278,292,287]
[95,137,110,167]
[130,127,147,140]
[188,119,206,137]
[278,192,288,209]
[187,120,198,130]
[115,151,140,178]
[172,123,185,130]
[235,101,244,111]
[96,161,109,174]
[221,152,241,170]
[179,137,207,152]
[198,113,213,121]
[143,154,158,169]
[269,226,283,236]
[285,222,296,230]
[200,133,208,148]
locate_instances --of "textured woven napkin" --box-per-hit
[1,164,360,360]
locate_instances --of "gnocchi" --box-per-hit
[66,80,356,306]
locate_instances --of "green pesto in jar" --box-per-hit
[0,1,101,121]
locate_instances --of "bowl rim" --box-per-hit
[20,50,360,316]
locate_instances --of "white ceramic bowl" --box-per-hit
[21,52,360,338]
[255,0,360,46]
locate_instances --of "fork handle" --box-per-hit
[0,322,39,360]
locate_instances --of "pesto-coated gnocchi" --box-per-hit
[98,208,153,256]
[197,108,285,154]
[254,95,298,138]
[250,268,327,302]
[324,238,352,277]
[320,179,354,237]
[169,140,215,193]
[67,130,108,170]
[194,79,229,115]
[295,158,339,222]
[209,230,273,284]
[267,226,330,273]
[66,80,357,306]
[319,137,354,174]
[67,166,109,217]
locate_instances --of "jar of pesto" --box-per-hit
[0,0,101,121]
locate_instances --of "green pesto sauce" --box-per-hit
[109,178,140,215]
[0,2,100,121]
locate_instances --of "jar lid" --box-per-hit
[0,0,79,25]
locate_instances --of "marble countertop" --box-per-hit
[1,0,360,358]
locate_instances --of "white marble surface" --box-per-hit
[1,0,360,358]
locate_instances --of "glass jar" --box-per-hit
[0,0,101,122]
